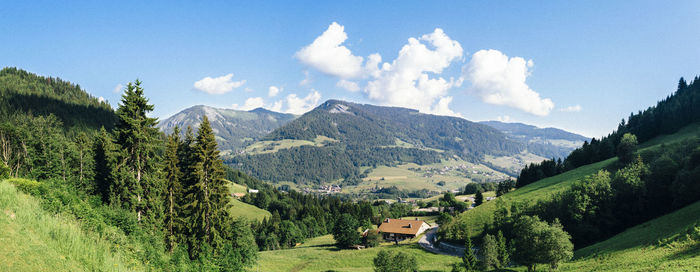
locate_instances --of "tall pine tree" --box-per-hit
[164,127,184,252]
[111,80,163,227]
[185,116,231,257]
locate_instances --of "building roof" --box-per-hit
[377,218,427,235]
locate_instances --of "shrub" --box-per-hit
[6,178,40,195]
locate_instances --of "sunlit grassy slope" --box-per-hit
[251,235,458,272]
[226,181,270,222]
[562,200,700,271]
[449,122,700,239]
[0,180,141,272]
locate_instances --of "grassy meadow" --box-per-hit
[0,180,141,272]
[243,135,337,155]
[251,235,459,272]
[227,182,271,222]
[346,159,508,194]
[562,200,700,271]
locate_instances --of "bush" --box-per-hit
[373,249,418,272]
[0,162,9,180]
[363,229,381,248]
[5,178,40,195]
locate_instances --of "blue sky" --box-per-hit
[1,1,699,137]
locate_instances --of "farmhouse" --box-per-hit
[377,218,430,242]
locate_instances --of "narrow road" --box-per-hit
[418,225,464,257]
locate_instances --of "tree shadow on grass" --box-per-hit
[663,242,700,261]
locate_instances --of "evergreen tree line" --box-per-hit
[517,77,700,187]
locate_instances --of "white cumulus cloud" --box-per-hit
[336,79,360,92]
[98,96,105,103]
[268,86,281,97]
[560,105,582,112]
[463,49,553,116]
[234,90,321,115]
[232,97,265,111]
[193,73,246,94]
[296,22,366,79]
[284,90,321,115]
[365,28,463,115]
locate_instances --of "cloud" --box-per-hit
[233,90,321,115]
[268,86,281,97]
[336,79,360,92]
[193,73,246,94]
[98,96,105,103]
[284,90,321,115]
[430,96,462,117]
[232,97,265,111]
[365,28,463,115]
[296,22,366,79]
[497,115,511,122]
[299,70,311,86]
[112,84,124,94]
[560,105,582,112]
[269,100,284,112]
[463,49,554,116]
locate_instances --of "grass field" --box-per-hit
[251,235,459,272]
[0,180,141,272]
[243,135,337,155]
[229,198,270,222]
[226,182,271,222]
[562,200,700,271]
[345,159,508,195]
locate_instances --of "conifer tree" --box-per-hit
[94,127,116,202]
[111,80,163,226]
[461,230,478,271]
[185,116,231,257]
[164,127,183,252]
[496,230,510,268]
[474,190,484,207]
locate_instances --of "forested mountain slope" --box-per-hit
[0,67,115,131]
[158,105,296,156]
[228,100,566,184]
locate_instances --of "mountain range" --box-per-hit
[157,105,296,156]
[192,100,588,184]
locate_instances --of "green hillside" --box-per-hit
[442,121,700,241]
[0,180,141,271]
[563,200,700,271]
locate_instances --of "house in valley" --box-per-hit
[377,218,430,243]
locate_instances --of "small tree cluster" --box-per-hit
[373,249,418,272]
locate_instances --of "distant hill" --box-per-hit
[480,121,588,155]
[158,105,296,155]
[228,100,568,184]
